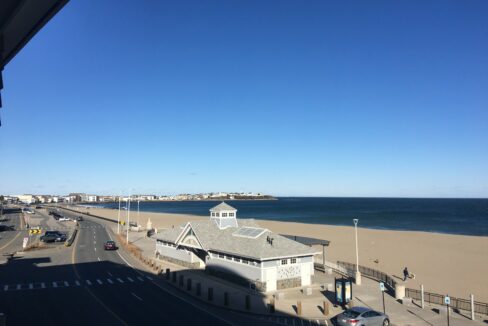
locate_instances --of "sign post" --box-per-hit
[380,282,386,314]
[445,295,450,326]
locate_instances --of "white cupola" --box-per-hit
[209,202,238,229]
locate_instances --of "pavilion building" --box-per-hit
[155,202,320,292]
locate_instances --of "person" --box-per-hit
[403,267,409,281]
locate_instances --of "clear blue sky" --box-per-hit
[1,1,487,197]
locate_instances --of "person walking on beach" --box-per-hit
[403,267,409,281]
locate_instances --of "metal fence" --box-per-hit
[405,288,488,315]
[336,261,397,289]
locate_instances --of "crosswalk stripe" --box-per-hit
[75,280,80,286]
[52,282,57,288]
[127,277,134,282]
[146,276,153,280]
[29,283,33,289]
[41,283,46,288]
[137,276,144,282]
[107,279,114,284]
[116,278,124,283]
[3,285,8,291]
[86,280,92,285]
[97,279,103,285]
[64,281,69,287]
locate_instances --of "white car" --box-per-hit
[58,217,70,222]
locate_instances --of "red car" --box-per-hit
[104,241,117,250]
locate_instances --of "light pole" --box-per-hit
[353,218,362,285]
[126,193,131,244]
[117,193,121,234]
[137,199,140,227]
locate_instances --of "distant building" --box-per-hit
[16,194,36,204]
[156,202,318,292]
[86,195,98,202]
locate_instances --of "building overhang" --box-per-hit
[0,0,68,112]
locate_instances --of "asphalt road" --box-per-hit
[1,207,297,326]
[0,207,25,254]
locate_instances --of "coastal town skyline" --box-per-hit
[1,1,487,198]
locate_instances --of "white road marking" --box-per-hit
[107,279,114,284]
[16,284,21,290]
[86,280,92,285]
[137,276,144,282]
[3,285,8,291]
[64,281,69,287]
[146,276,153,281]
[29,283,33,289]
[127,277,134,282]
[52,282,57,288]
[94,247,97,251]
[116,278,124,283]
[97,279,103,285]
[75,280,80,286]
[131,292,143,301]
[98,257,101,261]
[107,272,113,277]
[41,283,46,288]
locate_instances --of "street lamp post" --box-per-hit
[137,199,140,227]
[117,194,121,234]
[126,194,131,244]
[353,218,362,285]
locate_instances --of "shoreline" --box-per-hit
[70,204,488,302]
[84,204,487,238]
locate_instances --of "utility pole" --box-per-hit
[353,218,361,285]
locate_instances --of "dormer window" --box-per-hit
[222,213,227,217]
[209,202,238,229]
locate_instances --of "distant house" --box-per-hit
[155,202,319,292]
[16,194,36,204]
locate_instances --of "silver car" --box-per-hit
[336,307,390,326]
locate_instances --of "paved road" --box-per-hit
[1,208,304,325]
[0,207,25,254]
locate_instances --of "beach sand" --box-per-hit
[76,205,488,302]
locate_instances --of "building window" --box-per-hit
[229,212,234,217]
[215,213,220,217]
[218,253,224,259]
[226,255,232,260]
[211,212,215,217]
[291,258,297,264]
[281,259,288,265]
[222,213,227,217]
[242,259,249,264]
[234,257,241,262]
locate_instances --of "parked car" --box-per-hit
[104,241,117,250]
[336,307,390,326]
[76,216,83,221]
[40,231,67,243]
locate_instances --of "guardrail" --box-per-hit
[314,261,350,277]
[405,288,488,315]
[337,261,397,289]
[48,205,118,225]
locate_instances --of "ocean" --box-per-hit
[92,197,488,237]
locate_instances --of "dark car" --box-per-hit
[40,231,67,243]
[76,216,83,221]
[336,307,390,326]
[104,241,117,250]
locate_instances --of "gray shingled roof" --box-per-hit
[209,202,237,212]
[156,219,319,261]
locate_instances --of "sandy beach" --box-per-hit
[74,205,488,302]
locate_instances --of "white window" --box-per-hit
[291,258,297,264]
[211,212,215,217]
[222,213,227,217]
[229,212,234,217]
[242,259,249,264]
[226,255,232,260]
[218,253,224,258]
[234,257,240,262]
[215,213,220,217]
[281,259,288,265]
